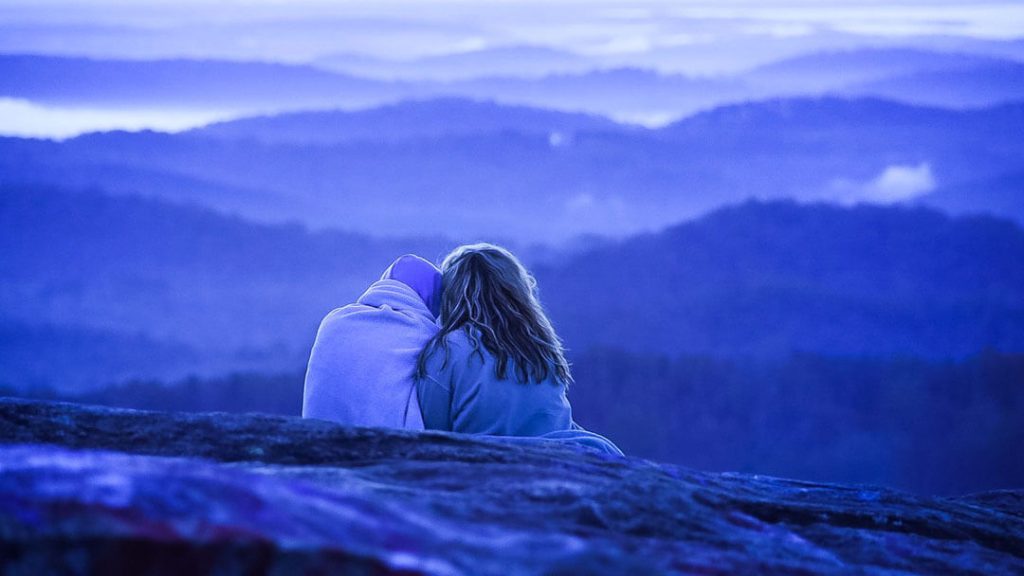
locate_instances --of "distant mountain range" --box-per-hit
[191,98,627,146]
[745,48,1017,92]
[1,97,1020,241]
[844,62,1024,108]
[0,184,453,390]
[0,54,412,110]
[2,184,1022,390]
[919,171,1024,223]
[438,67,758,124]
[3,47,1023,125]
[539,200,1024,358]
[0,54,758,122]
[314,46,596,81]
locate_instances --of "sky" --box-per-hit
[0,0,1021,65]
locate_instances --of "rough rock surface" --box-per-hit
[0,397,1021,575]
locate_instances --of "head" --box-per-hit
[381,254,442,317]
[416,243,572,385]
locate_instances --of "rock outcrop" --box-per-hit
[0,397,1022,575]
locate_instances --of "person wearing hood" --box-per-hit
[302,254,441,429]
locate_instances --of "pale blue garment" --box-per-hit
[538,424,624,456]
[488,429,624,457]
[302,278,438,429]
[417,327,624,456]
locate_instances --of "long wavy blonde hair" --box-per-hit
[415,243,572,385]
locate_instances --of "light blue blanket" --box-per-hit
[302,279,438,429]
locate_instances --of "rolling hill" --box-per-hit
[191,98,628,145]
[0,183,453,389]
[3,185,1023,391]
[314,45,596,81]
[919,171,1024,222]
[539,200,1024,358]
[0,54,412,110]
[2,97,1021,241]
[435,67,760,124]
[5,49,1023,130]
[845,63,1024,109]
[746,48,1017,93]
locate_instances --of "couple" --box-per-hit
[302,243,621,455]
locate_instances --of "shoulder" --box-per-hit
[441,327,474,353]
[445,327,493,361]
[314,305,356,333]
[315,303,375,332]
[321,303,368,322]
[423,328,487,370]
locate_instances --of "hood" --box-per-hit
[378,254,442,318]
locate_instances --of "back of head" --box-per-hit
[381,254,442,317]
[417,243,572,385]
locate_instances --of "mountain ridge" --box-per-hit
[190,97,630,145]
[3,96,1022,240]
[539,199,1024,358]
[5,48,1023,127]
[0,53,411,109]
[4,184,1024,391]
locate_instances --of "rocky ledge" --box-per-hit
[0,397,1021,575]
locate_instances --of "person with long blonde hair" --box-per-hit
[416,243,621,454]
